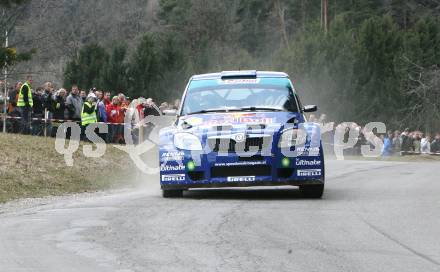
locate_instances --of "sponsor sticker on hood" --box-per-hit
[179,111,299,128]
[187,113,275,126]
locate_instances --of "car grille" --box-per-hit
[211,165,271,178]
[208,136,272,153]
[277,168,293,178]
[188,171,204,181]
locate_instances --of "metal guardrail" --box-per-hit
[0,112,128,125]
[0,110,128,138]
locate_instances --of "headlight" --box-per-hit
[278,128,308,149]
[173,133,203,151]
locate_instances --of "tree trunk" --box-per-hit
[274,0,290,49]
[321,0,329,33]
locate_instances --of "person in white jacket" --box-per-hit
[421,134,431,153]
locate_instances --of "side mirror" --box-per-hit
[303,105,318,113]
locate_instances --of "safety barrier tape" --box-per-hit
[0,114,128,126]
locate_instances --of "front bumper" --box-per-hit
[161,179,324,190]
[159,150,325,190]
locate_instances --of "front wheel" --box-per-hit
[300,184,324,199]
[162,189,184,198]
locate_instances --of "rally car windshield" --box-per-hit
[181,84,298,116]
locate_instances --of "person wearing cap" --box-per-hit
[81,93,98,140]
[17,76,33,134]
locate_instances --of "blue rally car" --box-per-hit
[159,71,325,198]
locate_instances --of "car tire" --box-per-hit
[162,189,184,198]
[300,184,324,199]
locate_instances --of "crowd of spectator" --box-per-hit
[381,129,440,155]
[1,80,180,143]
[309,115,440,156]
[2,79,439,156]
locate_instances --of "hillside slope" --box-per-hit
[0,133,138,203]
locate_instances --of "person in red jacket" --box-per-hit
[106,96,125,143]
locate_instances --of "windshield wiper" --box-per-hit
[186,107,284,115]
[238,107,284,112]
[186,108,232,115]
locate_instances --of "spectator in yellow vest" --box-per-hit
[17,76,33,135]
[81,93,98,140]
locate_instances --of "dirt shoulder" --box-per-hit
[0,133,139,203]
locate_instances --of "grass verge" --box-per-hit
[0,133,138,203]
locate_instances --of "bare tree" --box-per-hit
[273,0,290,49]
[402,57,440,132]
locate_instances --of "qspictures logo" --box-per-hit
[54,100,387,171]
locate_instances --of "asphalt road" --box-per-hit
[0,159,439,272]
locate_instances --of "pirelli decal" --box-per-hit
[297,169,322,177]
